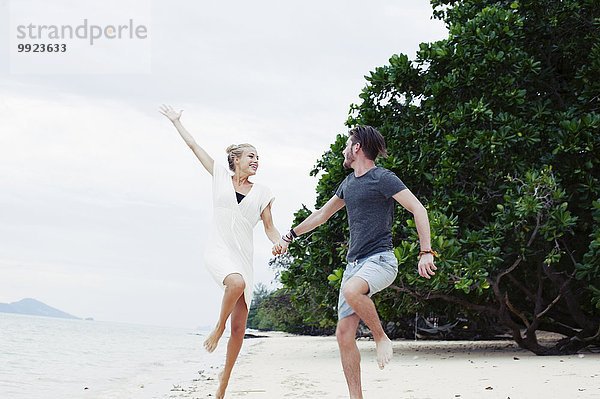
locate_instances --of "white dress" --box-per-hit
[203,163,275,306]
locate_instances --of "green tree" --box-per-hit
[247,283,271,329]
[248,286,323,334]
[281,0,599,354]
[248,257,335,334]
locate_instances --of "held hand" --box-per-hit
[272,237,290,255]
[159,104,183,122]
[417,253,437,279]
[272,242,283,256]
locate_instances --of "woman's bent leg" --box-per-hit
[216,295,248,399]
[204,273,245,353]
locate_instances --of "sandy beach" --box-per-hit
[175,333,599,399]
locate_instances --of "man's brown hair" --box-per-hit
[348,126,388,160]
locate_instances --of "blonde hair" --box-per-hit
[225,143,256,172]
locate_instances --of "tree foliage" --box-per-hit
[278,0,599,354]
[247,281,332,335]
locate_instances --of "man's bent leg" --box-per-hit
[336,314,362,399]
[342,276,393,369]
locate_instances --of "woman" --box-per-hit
[159,105,282,398]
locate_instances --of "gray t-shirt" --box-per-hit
[335,167,407,262]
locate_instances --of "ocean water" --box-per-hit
[0,313,223,399]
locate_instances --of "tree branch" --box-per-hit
[507,274,537,303]
[536,292,562,319]
[389,284,496,314]
[527,214,542,247]
[505,293,530,328]
[495,255,523,285]
[543,266,595,331]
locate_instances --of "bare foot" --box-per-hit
[203,327,224,353]
[375,337,393,369]
[215,371,227,399]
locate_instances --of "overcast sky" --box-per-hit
[0,0,447,328]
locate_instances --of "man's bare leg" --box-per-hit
[342,277,393,369]
[216,295,248,399]
[336,314,363,399]
[204,273,245,353]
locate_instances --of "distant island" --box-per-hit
[0,298,81,319]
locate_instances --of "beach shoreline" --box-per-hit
[170,332,599,399]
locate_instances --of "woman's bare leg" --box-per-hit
[204,273,245,353]
[216,295,248,399]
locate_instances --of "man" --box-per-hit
[274,125,437,399]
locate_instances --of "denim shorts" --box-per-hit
[337,250,399,320]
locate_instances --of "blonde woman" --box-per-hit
[159,105,282,398]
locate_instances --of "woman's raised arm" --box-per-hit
[159,104,214,175]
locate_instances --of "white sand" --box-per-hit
[176,333,600,398]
